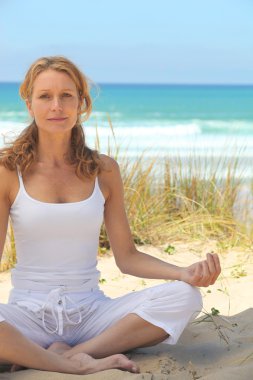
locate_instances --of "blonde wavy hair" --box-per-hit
[0,56,105,178]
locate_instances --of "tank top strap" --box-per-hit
[94,175,105,201]
[16,166,25,190]
[92,176,99,197]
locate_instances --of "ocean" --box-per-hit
[0,83,253,179]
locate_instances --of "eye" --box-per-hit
[62,93,72,97]
[39,94,50,99]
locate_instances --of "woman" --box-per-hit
[0,56,221,375]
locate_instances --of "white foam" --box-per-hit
[0,121,253,161]
[199,119,253,131]
[84,123,202,137]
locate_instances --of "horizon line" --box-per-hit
[1,81,253,86]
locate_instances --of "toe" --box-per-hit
[115,354,140,373]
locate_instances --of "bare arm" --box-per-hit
[103,157,221,287]
[0,166,11,264]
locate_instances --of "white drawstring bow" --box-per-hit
[41,287,84,335]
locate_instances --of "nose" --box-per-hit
[50,96,63,111]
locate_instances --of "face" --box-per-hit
[26,69,80,134]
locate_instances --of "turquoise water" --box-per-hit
[0,83,253,177]
[2,83,253,126]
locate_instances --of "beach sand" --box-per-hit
[0,241,252,379]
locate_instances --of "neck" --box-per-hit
[37,130,72,168]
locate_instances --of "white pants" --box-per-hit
[0,281,202,348]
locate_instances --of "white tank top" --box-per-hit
[9,168,105,292]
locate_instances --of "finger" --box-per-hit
[202,260,211,286]
[193,262,203,284]
[206,253,218,284]
[209,253,221,284]
[206,253,216,275]
[213,253,221,275]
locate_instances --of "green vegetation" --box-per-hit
[230,266,247,278]
[211,307,220,316]
[164,245,176,255]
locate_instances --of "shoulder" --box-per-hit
[0,164,16,204]
[0,164,15,186]
[97,154,123,201]
[98,154,121,179]
[99,154,120,172]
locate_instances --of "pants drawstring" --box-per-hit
[41,287,83,335]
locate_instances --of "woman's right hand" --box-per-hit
[179,253,221,287]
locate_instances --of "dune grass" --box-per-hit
[0,123,252,271]
[1,223,16,272]
[161,155,248,243]
[98,121,252,252]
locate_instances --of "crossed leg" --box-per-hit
[48,313,169,358]
[48,282,202,360]
[0,319,139,374]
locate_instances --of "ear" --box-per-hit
[25,99,34,118]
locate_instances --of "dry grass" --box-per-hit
[98,122,252,251]
[162,153,252,244]
[1,223,16,272]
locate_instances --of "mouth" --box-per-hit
[47,117,68,121]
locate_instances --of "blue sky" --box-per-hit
[0,0,253,83]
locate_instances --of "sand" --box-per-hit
[0,240,252,379]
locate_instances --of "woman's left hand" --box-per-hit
[179,252,221,287]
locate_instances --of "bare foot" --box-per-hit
[69,352,140,374]
[48,341,140,374]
